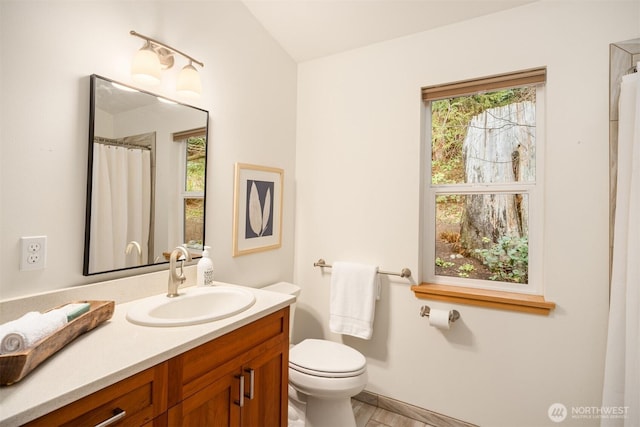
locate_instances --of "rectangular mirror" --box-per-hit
[84,74,209,275]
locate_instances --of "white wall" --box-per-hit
[0,0,297,299]
[294,2,639,426]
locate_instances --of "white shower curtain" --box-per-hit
[89,144,151,272]
[602,71,640,427]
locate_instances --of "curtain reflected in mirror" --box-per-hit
[84,75,208,275]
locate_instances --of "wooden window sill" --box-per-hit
[411,283,556,315]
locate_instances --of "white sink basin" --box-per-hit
[126,286,256,327]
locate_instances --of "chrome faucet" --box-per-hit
[125,241,142,265]
[167,246,192,298]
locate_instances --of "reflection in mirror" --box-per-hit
[84,74,209,275]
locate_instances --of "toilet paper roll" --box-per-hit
[428,309,451,330]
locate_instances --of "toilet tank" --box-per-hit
[261,282,300,343]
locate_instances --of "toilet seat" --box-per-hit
[289,339,366,378]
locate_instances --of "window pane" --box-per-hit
[435,193,529,284]
[184,198,204,248]
[431,88,536,185]
[186,136,206,192]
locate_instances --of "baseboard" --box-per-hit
[353,390,478,427]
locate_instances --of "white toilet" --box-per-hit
[262,282,368,427]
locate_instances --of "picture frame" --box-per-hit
[233,163,284,256]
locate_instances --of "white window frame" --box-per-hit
[421,82,546,295]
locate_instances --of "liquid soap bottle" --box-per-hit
[197,246,214,286]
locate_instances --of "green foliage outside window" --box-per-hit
[431,88,535,185]
[186,136,206,192]
[475,235,529,284]
[184,136,206,247]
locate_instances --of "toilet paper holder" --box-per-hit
[419,306,460,323]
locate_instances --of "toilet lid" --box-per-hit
[289,339,366,378]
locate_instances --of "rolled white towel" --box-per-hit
[0,312,39,353]
[2,332,26,353]
[0,310,68,354]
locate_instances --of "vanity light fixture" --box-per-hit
[130,30,204,97]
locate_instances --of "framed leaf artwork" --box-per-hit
[233,163,284,256]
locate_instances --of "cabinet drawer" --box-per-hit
[25,363,168,427]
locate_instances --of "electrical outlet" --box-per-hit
[20,236,47,271]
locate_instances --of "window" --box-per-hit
[174,128,207,251]
[421,68,546,295]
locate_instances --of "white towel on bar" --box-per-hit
[329,261,379,340]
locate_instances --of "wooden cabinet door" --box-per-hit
[169,342,287,427]
[241,345,287,427]
[168,368,242,427]
[165,307,289,427]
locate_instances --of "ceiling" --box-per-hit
[241,0,537,63]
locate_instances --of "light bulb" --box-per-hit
[176,63,202,98]
[131,42,161,85]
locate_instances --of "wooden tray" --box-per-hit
[0,300,115,386]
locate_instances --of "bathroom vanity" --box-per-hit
[0,275,293,427]
[25,308,288,427]
[167,308,288,426]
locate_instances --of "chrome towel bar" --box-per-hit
[313,258,412,279]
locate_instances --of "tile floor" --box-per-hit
[352,399,434,427]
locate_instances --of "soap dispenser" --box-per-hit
[197,246,214,286]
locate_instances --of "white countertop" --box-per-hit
[0,282,294,427]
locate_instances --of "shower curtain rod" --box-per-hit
[94,137,152,150]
